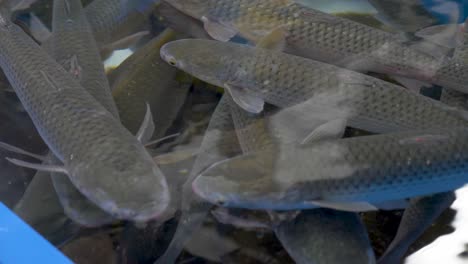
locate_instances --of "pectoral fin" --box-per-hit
[0,141,45,161]
[225,84,264,114]
[6,157,68,174]
[136,103,155,144]
[310,200,378,212]
[300,118,347,145]
[201,16,238,42]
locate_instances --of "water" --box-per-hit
[1,0,468,263]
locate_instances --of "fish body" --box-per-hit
[0,13,169,221]
[164,0,468,93]
[193,128,468,210]
[161,39,468,133]
[378,192,455,264]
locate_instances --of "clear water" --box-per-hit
[1,0,468,264]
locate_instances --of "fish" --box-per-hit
[274,209,375,264]
[161,39,468,133]
[368,0,439,33]
[14,165,81,246]
[111,29,191,137]
[163,0,468,94]
[156,94,242,263]
[0,10,169,222]
[192,127,468,211]
[153,1,213,40]
[378,192,455,264]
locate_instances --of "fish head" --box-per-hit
[68,147,170,222]
[161,39,232,86]
[163,0,211,19]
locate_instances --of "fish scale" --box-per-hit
[161,39,468,133]
[166,0,468,93]
[0,13,169,221]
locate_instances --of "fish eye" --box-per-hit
[167,57,177,66]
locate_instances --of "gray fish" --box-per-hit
[378,192,455,264]
[154,1,213,40]
[368,0,438,33]
[229,91,376,264]
[84,0,153,46]
[111,29,190,137]
[14,167,81,246]
[0,10,169,221]
[193,127,468,211]
[163,0,468,94]
[161,39,468,132]
[156,94,242,263]
[275,209,375,264]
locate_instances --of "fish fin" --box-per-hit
[201,16,237,42]
[144,133,180,147]
[415,23,463,49]
[0,141,45,160]
[300,118,347,145]
[135,103,155,144]
[374,199,409,210]
[29,13,51,43]
[6,157,68,174]
[256,27,287,51]
[225,84,264,114]
[392,76,431,94]
[101,31,149,52]
[310,200,378,212]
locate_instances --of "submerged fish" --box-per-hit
[163,0,468,94]
[112,29,190,137]
[368,0,439,33]
[193,127,468,211]
[378,192,455,264]
[156,95,242,263]
[275,209,375,264]
[40,0,122,227]
[0,10,169,221]
[161,39,468,133]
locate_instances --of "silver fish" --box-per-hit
[378,192,455,264]
[275,209,375,264]
[229,94,376,264]
[161,39,468,132]
[193,127,468,211]
[0,10,169,221]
